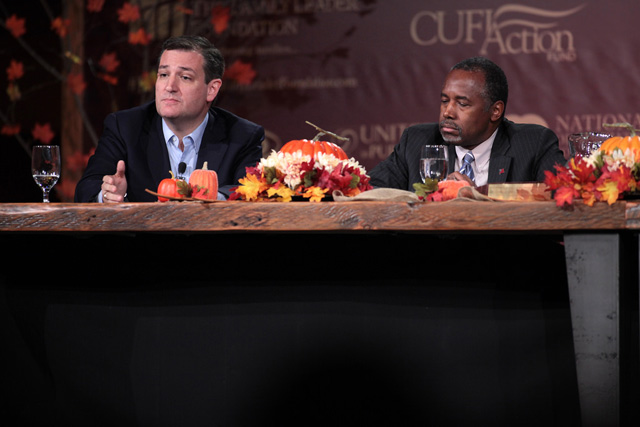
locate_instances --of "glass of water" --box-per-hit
[420,145,448,183]
[31,145,61,203]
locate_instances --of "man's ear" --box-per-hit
[491,101,505,122]
[207,79,222,103]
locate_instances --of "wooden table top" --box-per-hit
[1,200,639,234]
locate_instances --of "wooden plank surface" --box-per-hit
[0,200,633,233]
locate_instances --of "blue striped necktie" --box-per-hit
[459,152,475,182]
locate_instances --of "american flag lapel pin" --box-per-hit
[499,168,505,175]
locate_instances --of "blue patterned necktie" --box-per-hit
[459,152,475,182]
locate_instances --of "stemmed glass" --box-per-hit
[420,145,448,183]
[31,145,61,203]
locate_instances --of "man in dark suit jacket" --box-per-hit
[369,57,566,191]
[74,35,264,203]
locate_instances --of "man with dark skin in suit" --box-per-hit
[369,57,566,190]
[439,66,504,184]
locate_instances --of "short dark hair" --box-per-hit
[159,35,225,83]
[451,57,508,116]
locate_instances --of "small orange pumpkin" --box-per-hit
[190,161,218,200]
[157,171,190,202]
[279,121,349,160]
[600,123,640,157]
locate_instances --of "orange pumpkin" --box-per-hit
[600,122,640,157]
[280,139,348,160]
[157,171,190,202]
[190,161,218,200]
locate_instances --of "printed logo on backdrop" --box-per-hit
[410,3,586,62]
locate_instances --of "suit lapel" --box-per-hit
[487,124,512,183]
[196,110,228,170]
[148,114,172,183]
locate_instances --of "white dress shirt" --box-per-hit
[454,128,498,187]
[162,115,208,182]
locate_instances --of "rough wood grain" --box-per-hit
[0,200,633,233]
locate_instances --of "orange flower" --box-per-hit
[32,123,55,144]
[128,28,152,45]
[86,0,105,13]
[210,6,230,34]
[51,16,71,37]
[67,72,86,95]
[6,14,26,38]
[6,60,24,81]
[117,2,140,23]
[224,60,257,85]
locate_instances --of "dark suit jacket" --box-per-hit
[74,101,265,202]
[369,119,567,191]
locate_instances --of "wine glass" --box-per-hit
[420,145,448,183]
[31,145,61,203]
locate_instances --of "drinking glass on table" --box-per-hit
[31,145,60,203]
[568,132,610,159]
[420,144,448,183]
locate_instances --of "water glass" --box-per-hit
[420,145,448,183]
[31,145,61,203]
[568,132,610,158]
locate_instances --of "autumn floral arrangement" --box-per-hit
[229,122,373,202]
[544,123,640,206]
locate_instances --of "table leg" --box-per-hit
[564,233,619,427]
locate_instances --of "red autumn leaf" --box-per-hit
[51,16,71,37]
[98,73,118,85]
[117,2,140,23]
[553,186,577,207]
[1,123,21,136]
[224,60,257,85]
[6,14,26,38]
[128,28,152,45]
[6,59,24,81]
[210,6,230,34]
[86,0,105,13]
[568,157,596,183]
[67,72,86,94]
[98,52,120,73]
[32,123,55,144]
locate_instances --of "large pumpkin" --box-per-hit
[600,122,640,158]
[190,161,218,200]
[279,121,349,160]
[279,138,348,160]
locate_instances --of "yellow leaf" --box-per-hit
[236,174,268,201]
[597,180,620,205]
[302,186,328,202]
[267,184,295,202]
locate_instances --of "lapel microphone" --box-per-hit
[177,162,187,180]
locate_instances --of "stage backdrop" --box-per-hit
[2,0,640,201]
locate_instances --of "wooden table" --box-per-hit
[1,200,638,426]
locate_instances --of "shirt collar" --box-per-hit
[454,127,498,169]
[161,113,209,151]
